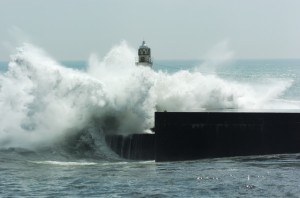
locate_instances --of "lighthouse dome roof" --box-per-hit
[139,40,150,49]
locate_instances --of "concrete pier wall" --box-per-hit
[155,112,300,162]
[105,112,300,162]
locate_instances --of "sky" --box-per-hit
[0,0,300,61]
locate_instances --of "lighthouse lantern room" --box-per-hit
[136,40,153,67]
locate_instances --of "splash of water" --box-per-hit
[0,43,107,149]
[0,41,295,152]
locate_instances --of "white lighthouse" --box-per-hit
[136,40,153,67]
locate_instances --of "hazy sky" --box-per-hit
[1,0,300,61]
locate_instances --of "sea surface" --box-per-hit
[1,44,300,197]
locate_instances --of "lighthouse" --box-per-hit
[136,40,153,67]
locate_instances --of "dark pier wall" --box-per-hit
[105,134,155,160]
[105,112,300,162]
[155,112,300,162]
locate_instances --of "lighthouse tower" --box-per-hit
[136,40,153,67]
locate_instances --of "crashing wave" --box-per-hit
[0,41,295,159]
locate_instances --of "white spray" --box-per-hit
[0,41,295,150]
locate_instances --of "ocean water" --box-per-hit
[1,42,300,197]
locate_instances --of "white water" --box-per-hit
[31,160,97,166]
[0,41,296,150]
